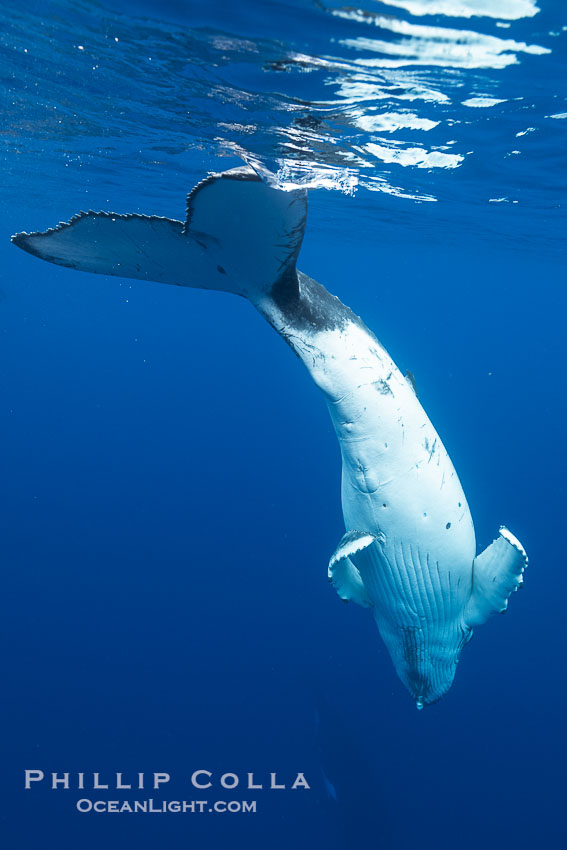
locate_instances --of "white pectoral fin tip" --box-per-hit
[465,526,528,627]
[328,531,375,609]
[329,530,377,568]
[499,525,529,566]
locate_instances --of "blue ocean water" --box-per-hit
[1,0,566,848]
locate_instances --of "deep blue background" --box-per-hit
[1,1,566,848]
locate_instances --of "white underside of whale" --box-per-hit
[11,166,528,707]
[258,285,479,705]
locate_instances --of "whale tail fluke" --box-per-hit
[11,166,308,303]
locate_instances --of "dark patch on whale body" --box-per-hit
[373,379,393,396]
[271,270,366,336]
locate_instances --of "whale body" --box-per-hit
[12,166,528,706]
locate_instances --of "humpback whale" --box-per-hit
[11,166,528,707]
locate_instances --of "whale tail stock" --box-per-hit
[11,166,308,304]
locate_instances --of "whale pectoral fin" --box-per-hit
[465,526,528,627]
[328,531,375,608]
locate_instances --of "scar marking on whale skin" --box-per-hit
[373,379,394,396]
[352,459,380,495]
[424,438,437,463]
[280,330,321,367]
[331,379,391,406]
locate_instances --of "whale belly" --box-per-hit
[257,271,495,704]
[268,290,477,703]
[324,326,476,703]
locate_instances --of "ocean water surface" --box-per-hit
[1,1,566,848]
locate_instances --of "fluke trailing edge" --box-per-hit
[12,165,528,707]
